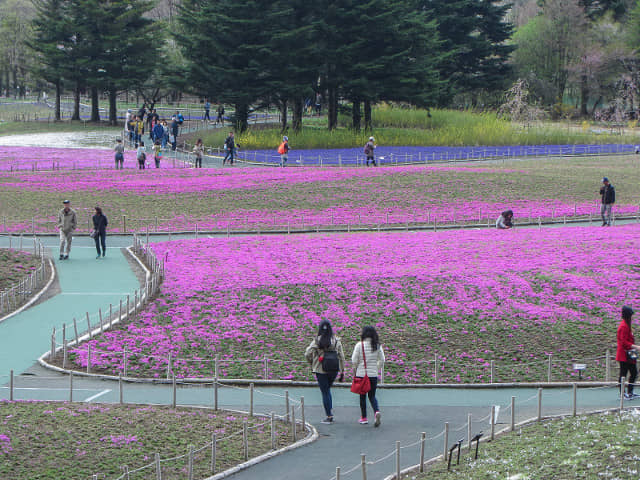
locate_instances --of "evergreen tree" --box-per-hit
[29,0,68,120]
[177,0,274,132]
[422,0,514,106]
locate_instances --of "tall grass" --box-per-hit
[198,107,639,150]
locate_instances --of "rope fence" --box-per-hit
[1,203,637,236]
[329,382,629,480]
[0,236,48,317]
[0,374,310,480]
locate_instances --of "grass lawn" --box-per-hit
[407,409,640,480]
[0,400,297,480]
[0,249,40,291]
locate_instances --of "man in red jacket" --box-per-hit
[616,305,640,399]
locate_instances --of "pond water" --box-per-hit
[0,130,121,149]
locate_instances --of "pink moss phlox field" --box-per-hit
[71,224,640,383]
[2,154,636,233]
[0,146,155,171]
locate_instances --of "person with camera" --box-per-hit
[305,320,345,424]
[617,305,640,399]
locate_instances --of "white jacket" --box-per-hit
[351,339,385,378]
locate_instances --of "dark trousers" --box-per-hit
[223,148,235,164]
[619,361,638,394]
[315,372,337,417]
[359,376,379,418]
[204,111,210,121]
[94,231,106,255]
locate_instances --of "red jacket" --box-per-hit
[616,320,635,363]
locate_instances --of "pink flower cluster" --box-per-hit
[70,224,640,383]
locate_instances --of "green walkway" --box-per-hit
[0,235,139,375]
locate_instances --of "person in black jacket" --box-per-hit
[223,132,236,165]
[600,177,615,226]
[92,206,108,259]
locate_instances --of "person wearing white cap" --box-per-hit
[599,177,615,226]
[56,200,77,260]
[364,136,376,166]
[277,136,290,167]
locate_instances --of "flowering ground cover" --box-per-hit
[0,400,293,479]
[409,409,640,479]
[69,224,640,383]
[0,249,40,292]
[2,153,640,233]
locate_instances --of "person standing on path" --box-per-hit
[153,141,162,168]
[216,105,225,125]
[193,138,204,168]
[137,141,146,169]
[204,100,211,122]
[114,138,124,170]
[600,177,615,226]
[351,325,385,426]
[56,200,77,260]
[223,132,236,165]
[305,320,345,424]
[278,136,289,167]
[170,116,179,151]
[364,136,376,166]
[92,206,108,259]
[616,306,640,399]
[152,120,164,146]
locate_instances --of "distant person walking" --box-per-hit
[193,138,204,168]
[617,306,640,399]
[351,326,385,426]
[204,100,211,121]
[305,320,345,424]
[496,210,514,229]
[278,136,289,167]
[170,116,179,151]
[161,120,169,149]
[92,206,108,259]
[114,138,124,170]
[152,120,164,145]
[153,141,162,168]
[137,141,146,169]
[223,132,236,165]
[216,105,225,125]
[364,136,376,166]
[56,200,77,260]
[600,177,615,226]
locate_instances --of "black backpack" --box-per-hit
[322,349,340,373]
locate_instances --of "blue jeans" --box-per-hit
[359,376,379,418]
[315,372,337,417]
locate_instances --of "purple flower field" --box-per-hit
[69,224,640,383]
[240,144,637,165]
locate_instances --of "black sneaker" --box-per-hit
[63,255,69,260]
[321,417,334,424]
[59,254,64,260]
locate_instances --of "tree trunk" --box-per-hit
[352,99,361,131]
[328,86,337,131]
[364,100,372,131]
[55,79,61,121]
[292,97,303,132]
[590,95,603,116]
[109,89,118,126]
[280,99,288,132]
[90,86,100,122]
[72,83,81,121]
[234,102,249,133]
[580,75,589,117]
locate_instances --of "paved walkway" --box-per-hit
[0,230,631,480]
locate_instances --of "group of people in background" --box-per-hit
[203,99,225,125]
[56,200,108,261]
[306,321,385,426]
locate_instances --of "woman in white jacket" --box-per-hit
[351,326,385,426]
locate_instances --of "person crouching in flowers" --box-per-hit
[352,325,385,426]
[496,210,513,229]
[305,320,345,424]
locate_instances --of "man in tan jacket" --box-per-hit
[57,200,77,260]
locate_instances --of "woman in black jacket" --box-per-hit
[92,206,108,259]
